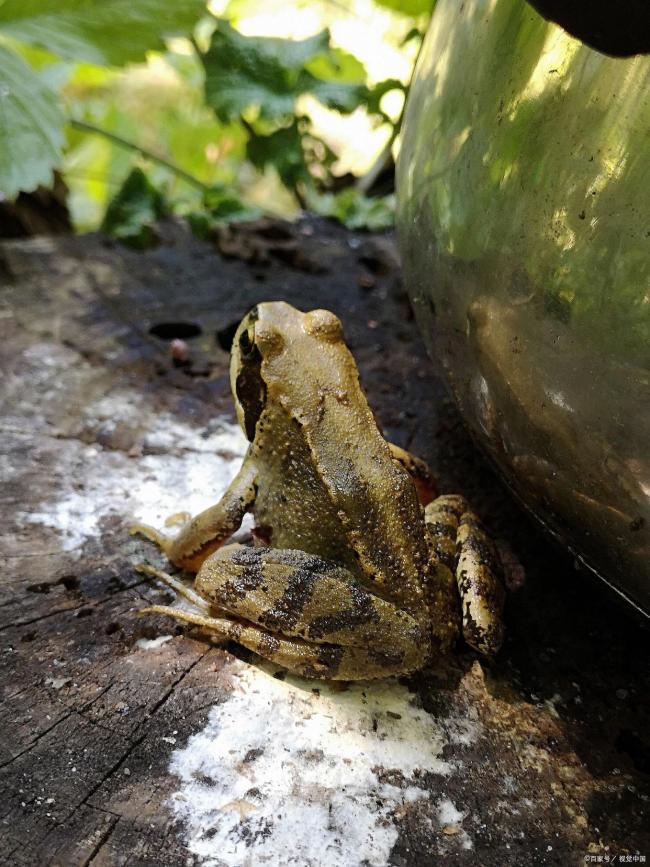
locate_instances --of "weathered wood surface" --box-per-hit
[0,219,648,866]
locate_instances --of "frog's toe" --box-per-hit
[136,563,212,612]
[388,442,438,506]
[137,604,230,642]
[164,511,192,528]
[129,522,171,552]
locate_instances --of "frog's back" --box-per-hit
[252,316,430,613]
[252,406,357,572]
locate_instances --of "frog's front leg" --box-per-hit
[425,494,505,656]
[131,459,258,572]
[140,544,430,680]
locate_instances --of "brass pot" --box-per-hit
[397,0,650,613]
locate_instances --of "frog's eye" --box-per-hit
[238,325,256,357]
[254,326,284,356]
[305,309,342,341]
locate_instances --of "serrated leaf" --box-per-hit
[246,122,309,191]
[0,0,206,66]
[373,0,436,15]
[186,185,258,237]
[0,44,65,199]
[306,187,395,231]
[202,20,363,122]
[203,21,326,122]
[101,167,166,248]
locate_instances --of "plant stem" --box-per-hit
[69,119,209,192]
[356,124,399,196]
[356,29,427,196]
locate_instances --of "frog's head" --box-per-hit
[230,301,346,440]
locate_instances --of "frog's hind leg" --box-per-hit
[191,543,429,678]
[425,494,505,656]
[139,603,420,680]
[139,544,429,679]
[130,460,258,572]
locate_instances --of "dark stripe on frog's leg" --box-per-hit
[207,546,338,633]
[258,568,317,633]
[280,640,423,680]
[301,644,345,678]
[138,603,421,680]
[257,552,342,634]
[306,580,381,640]
[196,546,336,638]
[193,545,431,677]
[248,631,425,680]
[425,494,505,656]
[215,546,267,608]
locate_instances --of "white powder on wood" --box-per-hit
[168,661,478,866]
[14,381,247,552]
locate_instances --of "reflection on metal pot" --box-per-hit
[397,0,650,613]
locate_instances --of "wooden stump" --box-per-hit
[0,220,648,866]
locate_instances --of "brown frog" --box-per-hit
[132,302,504,679]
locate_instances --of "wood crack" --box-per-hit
[82,811,119,867]
[0,577,147,632]
[0,683,115,770]
[77,648,209,820]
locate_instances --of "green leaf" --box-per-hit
[202,20,364,121]
[306,75,366,114]
[306,47,366,85]
[202,20,325,122]
[364,78,406,118]
[101,167,166,248]
[303,46,367,112]
[185,184,259,237]
[307,187,395,231]
[0,44,65,199]
[372,0,436,15]
[400,27,424,46]
[246,121,309,191]
[0,0,206,66]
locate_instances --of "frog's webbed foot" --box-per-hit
[137,564,232,640]
[141,543,430,680]
[425,494,505,656]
